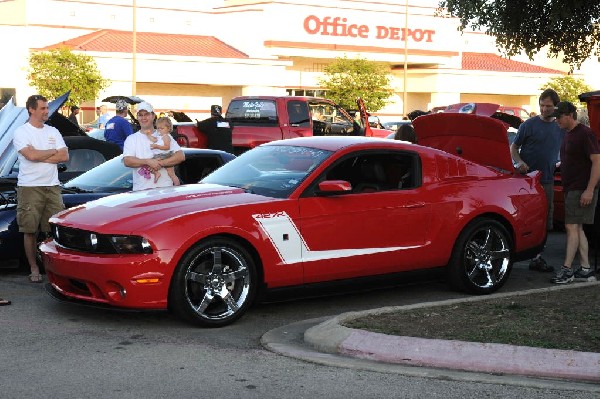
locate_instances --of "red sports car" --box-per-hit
[41,112,547,327]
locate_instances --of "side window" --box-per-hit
[287,101,311,127]
[322,152,420,194]
[65,149,107,172]
[179,156,222,184]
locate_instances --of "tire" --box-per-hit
[168,238,257,327]
[447,218,512,295]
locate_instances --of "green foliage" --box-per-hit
[437,0,600,70]
[27,47,110,108]
[317,56,393,112]
[540,75,592,107]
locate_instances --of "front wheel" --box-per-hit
[169,238,257,327]
[447,218,512,295]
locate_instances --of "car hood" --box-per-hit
[52,183,273,233]
[0,92,71,175]
[413,112,514,171]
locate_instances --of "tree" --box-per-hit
[437,1,600,70]
[318,56,393,112]
[27,47,110,108]
[540,75,592,107]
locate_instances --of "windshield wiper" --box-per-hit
[61,186,92,193]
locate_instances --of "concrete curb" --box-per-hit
[304,282,600,383]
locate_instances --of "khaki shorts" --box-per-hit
[16,186,64,234]
[564,189,598,225]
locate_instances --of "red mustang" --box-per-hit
[42,112,547,327]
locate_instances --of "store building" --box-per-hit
[0,0,574,122]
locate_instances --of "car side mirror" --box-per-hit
[316,180,352,196]
[57,163,67,172]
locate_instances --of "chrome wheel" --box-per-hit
[170,238,256,327]
[449,219,512,294]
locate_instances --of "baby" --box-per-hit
[145,116,180,185]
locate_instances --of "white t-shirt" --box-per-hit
[13,122,67,186]
[123,130,182,191]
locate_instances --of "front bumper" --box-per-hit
[41,239,172,309]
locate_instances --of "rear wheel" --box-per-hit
[448,218,512,295]
[168,238,257,327]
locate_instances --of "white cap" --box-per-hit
[137,101,154,114]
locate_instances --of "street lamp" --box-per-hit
[132,0,137,95]
[402,0,409,117]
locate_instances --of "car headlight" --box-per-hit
[51,224,153,255]
[109,235,153,254]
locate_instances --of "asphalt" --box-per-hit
[261,281,600,392]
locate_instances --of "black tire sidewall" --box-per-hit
[447,218,513,295]
[168,237,257,327]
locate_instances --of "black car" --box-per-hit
[0,148,235,270]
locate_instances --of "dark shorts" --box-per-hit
[16,186,64,234]
[564,189,598,225]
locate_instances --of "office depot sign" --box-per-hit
[303,15,435,42]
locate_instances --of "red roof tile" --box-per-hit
[39,29,249,58]
[462,52,563,74]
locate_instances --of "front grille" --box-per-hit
[52,224,116,254]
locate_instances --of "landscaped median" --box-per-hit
[304,282,600,383]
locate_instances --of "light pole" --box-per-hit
[132,0,137,95]
[402,0,409,117]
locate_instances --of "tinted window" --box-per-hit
[288,100,311,126]
[65,149,107,172]
[226,100,278,124]
[64,155,132,192]
[321,152,421,193]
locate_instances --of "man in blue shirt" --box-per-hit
[104,100,133,150]
[510,88,563,272]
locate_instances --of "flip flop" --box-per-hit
[28,274,43,283]
[0,298,11,306]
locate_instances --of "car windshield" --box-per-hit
[63,155,132,192]
[202,145,332,198]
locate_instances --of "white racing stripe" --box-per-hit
[253,211,416,264]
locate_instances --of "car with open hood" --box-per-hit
[41,112,547,328]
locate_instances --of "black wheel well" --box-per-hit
[467,213,515,245]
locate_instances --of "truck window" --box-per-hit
[288,101,311,127]
[226,99,278,125]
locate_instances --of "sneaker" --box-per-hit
[529,257,554,272]
[551,267,574,284]
[574,267,597,282]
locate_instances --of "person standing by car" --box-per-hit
[104,100,133,151]
[13,94,68,283]
[123,101,185,191]
[68,105,80,126]
[551,101,600,284]
[394,124,417,143]
[197,105,233,152]
[510,88,563,272]
[97,104,112,129]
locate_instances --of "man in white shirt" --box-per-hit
[13,94,69,283]
[123,101,185,191]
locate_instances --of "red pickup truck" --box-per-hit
[224,96,389,154]
[173,96,389,155]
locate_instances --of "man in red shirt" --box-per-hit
[551,101,600,283]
